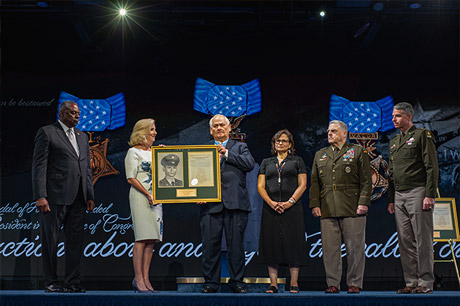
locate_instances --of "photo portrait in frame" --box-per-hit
[157,152,184,188]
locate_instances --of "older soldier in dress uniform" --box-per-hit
[387,102,439,294]
[159,154,183,186]
[310,120,372,294]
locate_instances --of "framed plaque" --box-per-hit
[433,198,460,242]
[152,145,221,203]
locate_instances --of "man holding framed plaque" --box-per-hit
[387,102,439,294]
[199,115,255,294]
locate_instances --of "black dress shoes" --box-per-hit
[65,284,86,293]
[202,285,218,293]
[232,286,247,294]
[45,284,65,293]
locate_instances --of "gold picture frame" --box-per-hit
[152,145,221,203]
[433,198,460,242]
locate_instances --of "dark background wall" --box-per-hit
[1,0,459,291]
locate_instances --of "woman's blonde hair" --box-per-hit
[128,118,155,147]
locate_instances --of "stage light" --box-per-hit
[409,3,422,9]
[319,11,326,18]
[94,1,160,54]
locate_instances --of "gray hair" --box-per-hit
[394,102,414,116]
[209,114,230,127]
[59,101,77,113]
[329,120,348,132]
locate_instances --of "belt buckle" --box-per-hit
[333,184,336,191]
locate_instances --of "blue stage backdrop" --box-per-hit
[1,72,459,290]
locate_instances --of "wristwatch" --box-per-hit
[288,198,295,204]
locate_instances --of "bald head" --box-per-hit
[59,101,80,128]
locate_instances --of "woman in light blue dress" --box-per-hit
[125,118,162,293]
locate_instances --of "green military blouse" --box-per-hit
[309,142,372,218]
[388,125,439,203]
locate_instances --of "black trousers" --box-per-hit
[200,208,248,289]
[39,186,86,286]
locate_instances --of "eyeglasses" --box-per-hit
[275,139,290,144]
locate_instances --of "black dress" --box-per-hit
[258,155,308,266]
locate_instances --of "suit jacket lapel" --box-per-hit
[225,139,235,151]
[221,139,234,167]
[74,128,84,157]
[53,122,79,159]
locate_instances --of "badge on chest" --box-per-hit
[319,152,327,161]
[342,148,355,161]
[405,137,415,146]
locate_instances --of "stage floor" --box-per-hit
[1,290,460,306]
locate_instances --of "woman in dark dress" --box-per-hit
[257,129,308,293]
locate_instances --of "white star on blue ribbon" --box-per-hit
[193,77,262,117]
[58,91,126,132]
[329,94,394,133]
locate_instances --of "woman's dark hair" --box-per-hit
[271,129,295,155]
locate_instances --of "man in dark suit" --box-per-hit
[159,154,183,187]
[199,114,255,293]
[32,101,95,293]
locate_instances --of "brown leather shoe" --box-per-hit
[325,286,340,293]
[411,286,433,294]
[347,286,360,294]
[397,286,416,294]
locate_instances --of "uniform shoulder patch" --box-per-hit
[356,145,368,154]
[351,144,365,152]
[426,130,433,138]
[415,127,427,136]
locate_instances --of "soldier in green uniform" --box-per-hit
[310,120,372,294]
[387,102,439,294]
